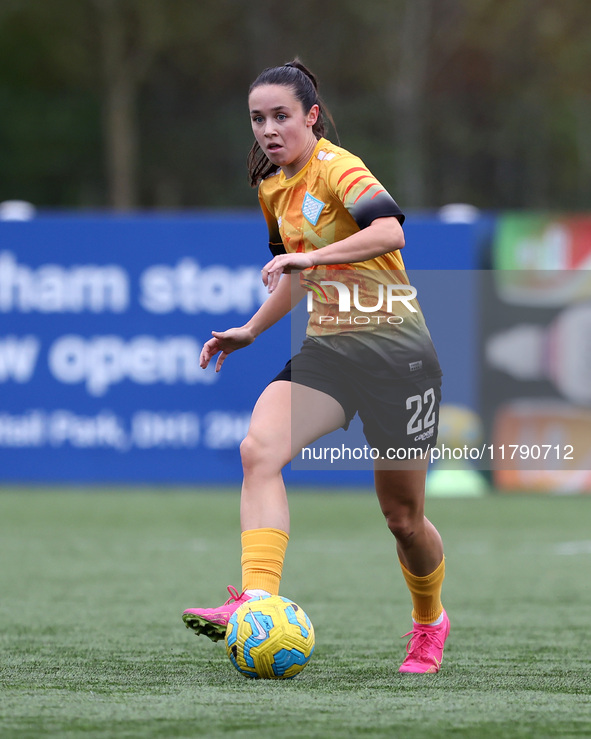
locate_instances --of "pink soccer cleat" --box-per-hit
[399,609,450,673]
[182,586,251,642]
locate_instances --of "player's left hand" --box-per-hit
[261,252,315,293]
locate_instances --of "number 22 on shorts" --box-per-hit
[406,388,436,436]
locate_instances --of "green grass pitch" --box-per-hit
[1,487,590,738]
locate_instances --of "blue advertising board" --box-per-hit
[0,212,488,483]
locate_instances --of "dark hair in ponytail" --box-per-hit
[247,58,336,187]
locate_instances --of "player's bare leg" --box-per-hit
[374,467,443,576]
[374,466,449,673]
[239,380,346,532]
[183,381,346,640]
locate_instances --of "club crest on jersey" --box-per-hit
[302,192,325,226]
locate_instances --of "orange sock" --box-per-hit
[241,528,289,595]
[399,557,445,624]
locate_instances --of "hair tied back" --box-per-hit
[283,59,319,91]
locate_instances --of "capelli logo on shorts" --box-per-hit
[414,426,435,442]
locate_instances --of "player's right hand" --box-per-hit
[199,327,255,372]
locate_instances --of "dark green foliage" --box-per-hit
[1,1,591,210]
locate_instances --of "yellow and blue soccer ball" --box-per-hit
[225,595,315,679]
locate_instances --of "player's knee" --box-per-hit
[240,433,262,470]
[240,433,279,474]
[382,508,420,544]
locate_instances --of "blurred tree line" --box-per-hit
[1,0,590,211]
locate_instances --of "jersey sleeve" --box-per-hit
[258,187,286,256]
[329,157,405,229]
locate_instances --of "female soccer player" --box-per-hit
[183,60,449,673]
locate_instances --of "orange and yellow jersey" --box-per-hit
[259,138,405,269]
[258,138,442,380]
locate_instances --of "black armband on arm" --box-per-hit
[268,240,286,256]
[352,193,405,230]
